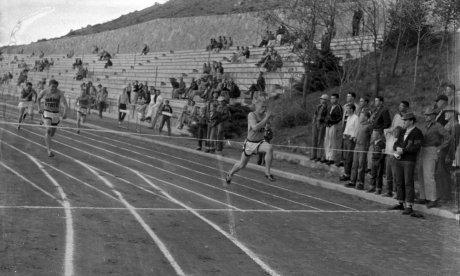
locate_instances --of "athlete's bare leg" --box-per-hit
[258,142,274,177]
[17,107,26,130]
[76,113,82,133]
[226,152,251,184]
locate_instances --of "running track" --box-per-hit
[0,106,459,275]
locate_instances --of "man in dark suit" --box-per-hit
[389,112,424,215]
[311,94,329,161]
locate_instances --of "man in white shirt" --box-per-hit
[340,104,359,181]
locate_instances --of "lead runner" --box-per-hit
[226,97,274,184]
[37,79,68,157]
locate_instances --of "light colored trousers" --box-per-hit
[418,146,438,201]
[324,124,341,162]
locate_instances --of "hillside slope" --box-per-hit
[65,0,283,37]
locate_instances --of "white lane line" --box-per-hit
[0,205,393,213]
[76,160,186,276]
[2,142,75,276]
[135,170,282,276]
[1,127,242,212]
[0,161,60,202]
[52,130,284,211]
[92,166,241,211]
[84,130,356,210]
[64,130,320,210]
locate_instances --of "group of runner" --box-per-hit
[16,79,276,181]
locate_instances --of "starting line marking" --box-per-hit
[0,205,392,213]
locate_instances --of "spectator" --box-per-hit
[104,58,113,69]
[216,96,231,153]
[276,25,287,45]
[444,84,456,107]
[99,49,111,61]
[258,122,274,166]
[148,89,163,130]
[323,94,343,165]
[346,110,372,189]
[370,96,392,140]
[17,69,28,86]
[340,104,359,182]
[132,81,140,103]
[92,45,99,54]
[73,58,82,69]
[243,46,250,59]
[203,62,211,74]
[196,105,208,151]
[390,112,424,215]
[177,99,198,130]
[418,107,450,208]
[205,94,219,153]
[228,37,233,48]
[247,72,266,100]
[311,94,329,161]
[226,79,241,99]
[435,95,449,126]
[172,77,186,99]
[438,109,460,202]
[97,87,108,119]
[259,31,270,48]
[124,83,132,104]
[222,37,229,49]
[352,8,363,36]
[141,44,150,55]
[383,126,404,197]
[340,92,358,166]
[367,131,386,194]
[118,87,130,127]
[186,78,199,99]
[159,100,173,136]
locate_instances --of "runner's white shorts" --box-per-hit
[18,101,34,114]
[43,110,61,126]
[243,140,265,156]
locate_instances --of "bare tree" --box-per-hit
[432,0,459,51]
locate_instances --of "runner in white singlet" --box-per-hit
[37,79,68,157]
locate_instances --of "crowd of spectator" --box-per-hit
[79,81,110,118]
[256,46,283,72]
[33,58,54,72]
[206,36,233,52]
[231,46,251,63]
[311,84,459,215]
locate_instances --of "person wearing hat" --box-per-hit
[215,96,231,153]
[435,94,449,126]
[417,107,450,208]
[436,109,460,203]
[390,112,424,215]
[311,94,329,161]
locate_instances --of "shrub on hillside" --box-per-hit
[270,95,310,129]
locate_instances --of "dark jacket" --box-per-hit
[393,127,424,162]
[257,75,266,92]
[326,104,343,127]
[370,106,392,131]
[313,103,328,126]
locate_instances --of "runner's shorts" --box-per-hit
[77,107,89,116]
[43,110,60,126]
[18,101,34,114]
[243,140,265,157]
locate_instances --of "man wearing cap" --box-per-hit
[323,94,343,165]
[311,94,329,161]
[417,107,451,208]
[390,112,424,215]
[435,94,449,126]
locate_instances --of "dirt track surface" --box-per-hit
[1,107,460,275]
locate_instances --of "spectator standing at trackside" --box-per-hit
[158,100,173,136]
[434,95,449,126]
[390,112,424,215]
[97,87,108,119]
[322,94,343,166]
[382,101,410,197]
[311,94,329,162]
[356,97,371,121]
[346,110,372,190]
[196,105,208,151]
[368,96,391,172]
[205,100,219,153]
[258,121,274,166]
[367,131,386,194]
[438,109,460,202]
[117,87,130,127]
[340,92,358,166]
[417,107,450,209]
[216,96,231,154]
[147,89,163,129]
[339,104,359,182]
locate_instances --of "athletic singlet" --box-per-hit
[247,112,265,142]
[41,89,64,112]
[77,94,91,108]
[20,88,36,102]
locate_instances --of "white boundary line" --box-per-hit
[2,142,75,276]
[82,129,357,211]
[66,129,322,211]
[134,170,282,276]
[1,127,243,212]
[77,160,186,276]
[0,205,392,213]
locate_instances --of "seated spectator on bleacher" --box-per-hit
[104,58,113,69]
[17,69,28,86]
[141,44,150,55]
[73,58,82,69]
[276,25,288,46]
[172,77,186,99]
[99,49,111,61]
[186,78,198,99]
[97,87,108,119]
[202,62,211,74]
[243,46,250,59]
[256,47,283,72]
[246,72,266,99]
[259,31,270,48]
[224,78,241,99]
[75,65,87,80]
[177,99,198,130]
